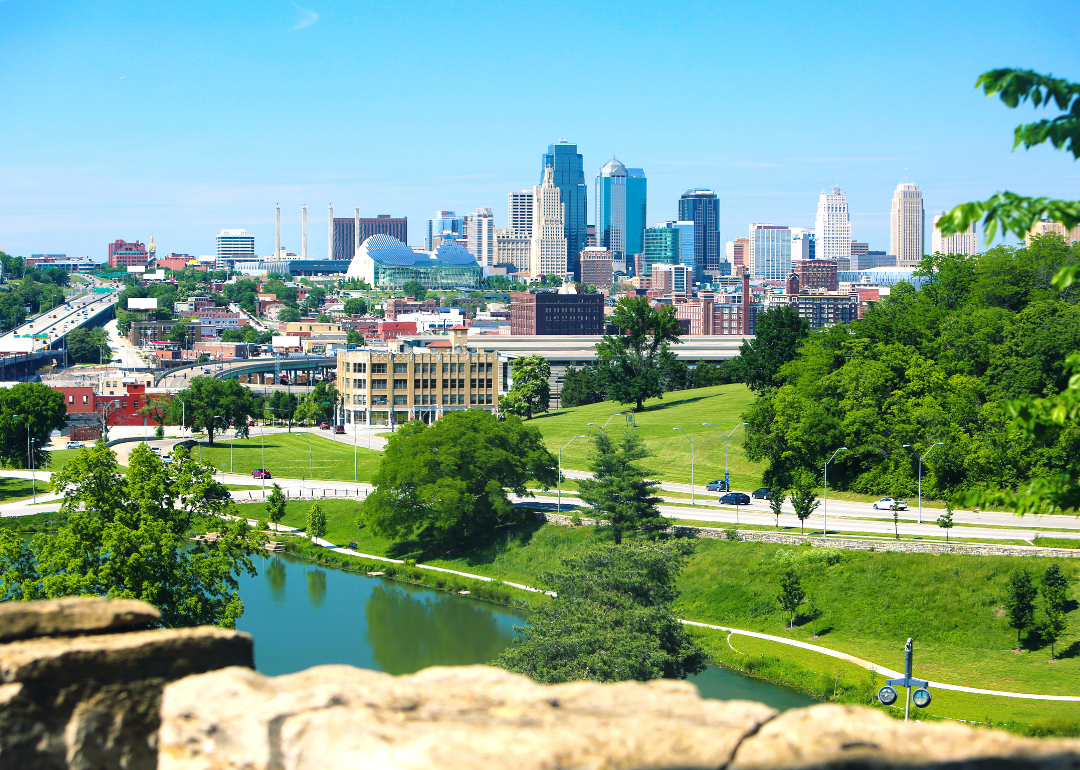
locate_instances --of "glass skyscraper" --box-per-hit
[626,167,646,257]
[642,227,680,276]
[426,211,464,250]
[542,141,588,279]
[678,189,720,278]
[596,158,647,263]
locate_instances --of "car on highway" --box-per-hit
[252,469,272,479]
[873,497,908,510]
[720,492,751,506]
[66,441,84,449]
[705,479,729,492]
[752,488,771,500]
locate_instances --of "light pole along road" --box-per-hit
[703,421,747,491]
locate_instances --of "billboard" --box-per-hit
[272,336,301,349]
[143,270,167,281]
[127,298,158,311]
[126,265,146,274]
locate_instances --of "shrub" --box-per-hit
[774,546,846,569]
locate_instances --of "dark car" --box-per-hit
[752,488,771,500]
[720,492,751,506]
[334,425,345,434]
[252,469,272,479]
[705,479,729,492]
[203,484,231,502]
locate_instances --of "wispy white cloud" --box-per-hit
[293,2,318,30]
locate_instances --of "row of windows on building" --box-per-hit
[347,392,495,408]
[349,378,495,390]
[347,362,494,374]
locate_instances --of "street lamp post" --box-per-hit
[673,427,694,505]
[823,447,848,538]
[15,415,35,504]
[214,415,232,475]
[558,435,587,512]
[703,421,747,491]
[918,442,944,524]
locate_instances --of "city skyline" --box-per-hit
[1,0,1073,259]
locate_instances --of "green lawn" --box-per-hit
[529,384,765,490]
[191,433,383,482]
[0,478,41,504]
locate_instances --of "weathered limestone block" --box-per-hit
[159,664,779,770]
[0,596,160,643]
[0,598,253,770]
[730,703,1080,770]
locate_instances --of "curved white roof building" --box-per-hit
[346,234,482,290]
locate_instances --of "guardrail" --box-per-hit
[155,355,337,384]
[231,487,369,502]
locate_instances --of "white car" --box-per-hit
[150,445,162,455]
[873,497,908,510]
[66,441,84,449]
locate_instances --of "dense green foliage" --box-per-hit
[560,365,606,407]
[502,355,550,419]
[266,484,286,523]
[115,284,176,334]
[0,444,258,627]
[168,376,260,445]
[0,275,67,332]
[66,327,110,363]
[577,429,664,544]
[0,383,67,470]
[737,305,810,394]
[402,280,428,301]
[595,296,683,410]
[743,238,1080,498]
[306,502,327,540]
[362,410,557,544]
[342,297,368,316]
[497,541,706,683]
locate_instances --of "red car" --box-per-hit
[247,420,256,426]
[251,469,272,479]
[334,425,345,434]
[319,422,331,430]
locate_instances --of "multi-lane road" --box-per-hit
[0,283,120,355]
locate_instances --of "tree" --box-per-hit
[315,313,332,324]
[402,280,428,301]
[560,365,606,408]
[168,377,259,446]
[343,298,368,316]
[0,443,258,628]
[806,594,822,638]
[577,430,665,545]
[1037,564,1070,659]
[737,305,811,394]
[502,355,550,419]
[693,360,739,388]
[220,328,245,343]
[168,321,188,346]
[790,471,819,535]
[306,502,327,541]
[496,541,706,683]
[595,296,683,411]
[139,395,171,438]
[346,329,362,345]
[0,383,68,470]
[777,569,805,628]
[361,410,557,544]
[266,483,286,525]
[892,506,900,540]
[936,508,954,543]
[1004,569,1038,652]
[768,491,787,530]
[293,398,323,425]
[66,327,110,364]
[277,307,301,323]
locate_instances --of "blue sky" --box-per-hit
[1,0,1077,260]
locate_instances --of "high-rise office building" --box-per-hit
[1027,217,1080,245]
[508,191,534,236]
[595,158,647,262]
[530,167,568,276]
[678,189,720,277]
[580,247,615,290]
[494,229,531,271]
[790,228,816,262]
[642,227,681,276]
[542,141,588,279]
[850,241,869,270]
[466,208,496,268]
[890,183,925,267]
[107,239,149,268]
[814,186,852,269]
[749,224,791,279]
[726,238,749,268]
[215,229,255,261]
[427,211,465,250]
[333,215,408,259]
[932,215,978,255]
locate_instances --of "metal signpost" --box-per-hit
[877,638,932,721]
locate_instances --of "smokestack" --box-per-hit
[302,204,308,259]
[328,204,334,260]
[275,203,281,258]
[354,208,360,256]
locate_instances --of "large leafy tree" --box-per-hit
[502,355,550,419]
[361,410,557,543]
[736,305,810,394]
[577,429,664,544]
[560,365,606,408]
[496,541,706,683]
[595,296,683,411]
[168,376,259,445]
[0,383,67,470]
[66,327,110,364]
[402,280,428,301]
[0,443,258,627]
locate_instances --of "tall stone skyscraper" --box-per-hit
[678,189,720,279]
[932,215,977,255]
[890,183,925,267]
[542,141,587,279]
[530,167,568,277]
[814,186,852,270]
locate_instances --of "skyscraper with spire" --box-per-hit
[815,186,852,270]
[596,158,647,263]
[530,167,568,277]
[542,141,587,279]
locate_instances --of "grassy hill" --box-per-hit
[527,384,765,490]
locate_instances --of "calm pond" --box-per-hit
[237,553,815,711]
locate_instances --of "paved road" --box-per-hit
[102,318,148,369]
[0,287,119,354]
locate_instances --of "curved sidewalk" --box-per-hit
[682,620,1080,702]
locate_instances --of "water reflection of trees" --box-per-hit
[365,583,518,675]
[306,568,327,609]
[265,558,286,604]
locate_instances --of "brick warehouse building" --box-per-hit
[510,290,604,335]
